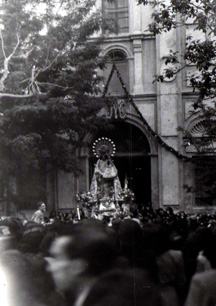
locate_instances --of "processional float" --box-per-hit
[76,137,134,219]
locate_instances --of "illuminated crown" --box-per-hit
[92,137,116,158]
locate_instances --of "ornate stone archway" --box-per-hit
[86,118,158,208]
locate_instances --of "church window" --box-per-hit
[106,49,127,62]
[104,48,129,95]
[103,0,129,34]
[194,156,216,206]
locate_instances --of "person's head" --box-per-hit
[166,206,174,215]
[47,236,84,292]
[0,218,24,252]
[57,212,65,220]
[49,211,57,219]
[37,201,46,212]
[19,222,46,254]
[117,219,143,262]
[47,221,117,292]
[203,232,216,268]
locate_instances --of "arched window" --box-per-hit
[104,48,129,95]
[190,119,216,137]
[103,0,129,34]
[186,118,216,206]
[106,49,127,62]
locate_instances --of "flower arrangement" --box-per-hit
[75,187,135,212]
[119,188,135,203]
[75,192,96,208]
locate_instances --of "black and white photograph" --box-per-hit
[0,0,216,305]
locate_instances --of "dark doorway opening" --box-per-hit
[114,155,151,205]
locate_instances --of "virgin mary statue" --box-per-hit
[90,138,122,214]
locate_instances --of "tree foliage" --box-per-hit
[0,0,109,197]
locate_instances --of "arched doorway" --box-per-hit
[89,121,151,206]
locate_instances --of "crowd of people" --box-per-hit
[1,202,216,306]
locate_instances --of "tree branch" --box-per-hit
[0,92,48,99]
[38,81,74,90]
[8,34,20,61]
[0,30,6,59]
[0,93,34,99]
[0,33,20,92]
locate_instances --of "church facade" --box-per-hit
[10,0,215,217]
[48,0,213,214]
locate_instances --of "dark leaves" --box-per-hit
[0,0,109,177]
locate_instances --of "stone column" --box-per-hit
[130,0,142,34]
[156,25,183,207]
[132,37,144,94]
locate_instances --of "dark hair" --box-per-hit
[37,201,45,209]
[64,221,117,275]
[203,233,216,268]
[49,211,57,219]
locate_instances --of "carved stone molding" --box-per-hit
[106,98,127,119]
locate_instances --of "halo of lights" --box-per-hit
[92,137,116,158]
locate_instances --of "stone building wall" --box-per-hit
[54,1,210,213]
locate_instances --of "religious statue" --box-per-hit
[75,137,135,220]
[90,138,122,216]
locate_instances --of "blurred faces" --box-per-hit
[47,236,87,292]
